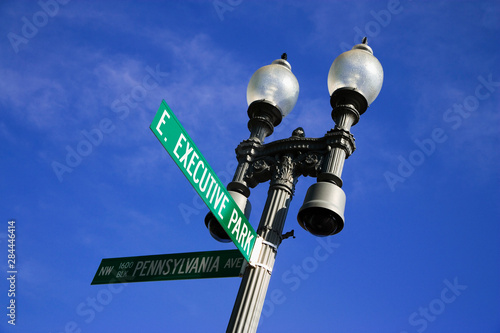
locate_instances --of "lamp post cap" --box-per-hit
[352,37,373,54]
[271,57,292,71]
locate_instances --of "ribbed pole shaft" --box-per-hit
[322,148,346,180]
[318,105,358,186]
[227,157,296,333]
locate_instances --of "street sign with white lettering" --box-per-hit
[91,249,245,284]
[150,100,257,262]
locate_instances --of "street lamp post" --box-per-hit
[205,38,383,333]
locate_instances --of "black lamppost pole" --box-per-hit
[204,38,384,333]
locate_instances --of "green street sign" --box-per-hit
[150,100,257,262]
[91,249,245,284]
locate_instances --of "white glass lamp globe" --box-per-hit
[247,56,299,119]
[327,38,383,108]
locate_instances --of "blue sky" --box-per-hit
[1,0,499,332]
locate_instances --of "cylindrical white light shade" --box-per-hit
[247,58,299,118]
[327,41,383,106]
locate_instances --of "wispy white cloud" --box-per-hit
[0,68,67,130]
